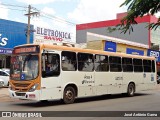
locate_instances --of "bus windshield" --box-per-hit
[10,54,39,80]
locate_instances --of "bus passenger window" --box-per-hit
[43,53,60,77]
[133,59,143,72]
[109,56,122,72]
[152,60,155,72]
[61,51,77,71]
[143,60,151,72]
[78,53,94,71]
[95,55,109,72]
[122,57,133,72]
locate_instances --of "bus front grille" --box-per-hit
[15,92,26,96]
[13,83,31,88]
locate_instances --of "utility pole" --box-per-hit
[27,5,31,44]
[25,5,39,44]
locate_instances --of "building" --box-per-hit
[0,19,34,68]
[76,12,160,71]
[86,32,148,54]
[76,12,160,50]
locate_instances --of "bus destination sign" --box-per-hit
[13,46,39,54]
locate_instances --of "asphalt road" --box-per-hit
[0,85,160,120]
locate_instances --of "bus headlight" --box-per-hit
[29,83,39,92]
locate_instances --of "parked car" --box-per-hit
[0,79,4,88]
[0,69,10,87]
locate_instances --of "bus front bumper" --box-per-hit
[9,89,40,101]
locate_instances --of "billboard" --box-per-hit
[34,27,73,44]
[0,19,34,49]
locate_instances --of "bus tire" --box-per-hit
[63,86,75,104]
[127,83,135,97]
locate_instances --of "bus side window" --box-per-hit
[78,53,94,71]
[95,54,109,72]
[109,56,122,72]
[143,60,151,72]
[122,57,133,72]
[152,60,155,72]
[42,53,60,77]
[133,59,143,72]
[61,51,77,71]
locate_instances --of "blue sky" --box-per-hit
[0,0,127,42]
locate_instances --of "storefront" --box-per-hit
[86,32,148,55]
[0,19,33,68]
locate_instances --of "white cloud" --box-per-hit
[32,18,50,28]
[33,7,74,32]
[31,15,75,33]
[0,2,9,19]
[68,0,127,23]
[41,7,56,15]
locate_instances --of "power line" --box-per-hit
[0,3,28,13]
[39,14,76,26]
[0,3,27,8]
[0,6,26,12]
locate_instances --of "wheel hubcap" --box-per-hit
[66,90,73,100]
[129,86,133,94]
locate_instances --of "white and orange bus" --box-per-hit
[9,44,157,104]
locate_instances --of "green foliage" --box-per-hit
[108,0,160,34]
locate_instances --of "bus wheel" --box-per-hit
[63,86,75,104]
[127,83,135,97]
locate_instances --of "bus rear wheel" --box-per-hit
[63,86,75,104]
[127,83,135,97]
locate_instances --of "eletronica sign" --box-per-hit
[34,27,72,44]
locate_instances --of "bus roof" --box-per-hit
[14,43,155,60]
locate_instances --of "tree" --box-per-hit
[108,0,160,34]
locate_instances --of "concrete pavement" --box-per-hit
[0,87,9,95]
[0,87,11,102]
[0,87,20,102]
